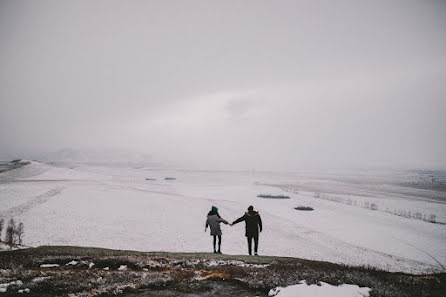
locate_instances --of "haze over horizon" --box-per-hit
[1,0,445,170]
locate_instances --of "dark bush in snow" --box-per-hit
[258,194,290,199]
[294,206,314,211]
[0,218,3,242]
[2,218,24,246]
[16,222,24,245]
[428,214,436,223]
[5,218,15,245]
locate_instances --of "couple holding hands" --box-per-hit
[205,205,263,255]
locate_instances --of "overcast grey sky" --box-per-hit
[1,0,445,170]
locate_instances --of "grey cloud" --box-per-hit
[1,0,445,169]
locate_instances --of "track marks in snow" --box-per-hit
[393,236,445,270]
[0,187,64,217]
[105,183,186,198]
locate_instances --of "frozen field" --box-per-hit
[0,161,445,274]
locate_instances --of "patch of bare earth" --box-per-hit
[0,246,444,296]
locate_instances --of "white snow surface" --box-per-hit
[268,281,371,297]
[40,264,60,268]
[31,277,51,283]
[205,260,269,268]
[1,161,445,273]
[0,280,24,293]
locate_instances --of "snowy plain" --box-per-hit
[0,161,445,274]
[268,281,371,297]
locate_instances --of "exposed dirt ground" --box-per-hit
[0,246,444,296]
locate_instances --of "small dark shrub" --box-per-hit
[295,206,314,211]
[15,222,24,245]
[0,218,4,242]
[5,218,15,245]
[428,214,436,223]
[257,194,290,199]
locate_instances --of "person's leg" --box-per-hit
[254,234,259,255]
[217,235,222,253]
[247,236,252,255]
[213,236,217,253]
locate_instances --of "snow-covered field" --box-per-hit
[0,161,445,274]
[268,281,371,297]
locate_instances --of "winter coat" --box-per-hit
[232,211,262,237]
[206,213,228,236]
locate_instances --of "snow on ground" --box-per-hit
[31,277,51,283]
[0,280,24,293]
[204,260,269,268]
[0,161,445,273]
[268,281,371,297]
[40,264,60,268]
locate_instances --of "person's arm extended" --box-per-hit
[217,217,229,224]
[232,215,246,225]
[258,214,262,232]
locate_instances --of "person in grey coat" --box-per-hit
[205,206,230,253]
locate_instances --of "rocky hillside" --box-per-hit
[0,246,444,296]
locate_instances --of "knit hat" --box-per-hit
[248,205,254,211]
[211,206,218,212]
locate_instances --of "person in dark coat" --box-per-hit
[205,206,229,253]
[232,205,262,256]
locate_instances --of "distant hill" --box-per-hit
[30,148,156,167]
